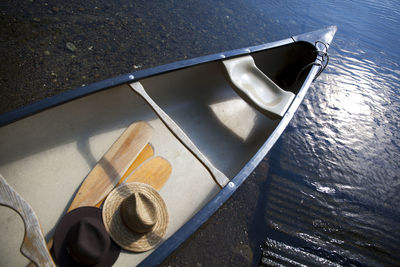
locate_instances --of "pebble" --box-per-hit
[223,8,234,15]
[66,42,77,52]
[233,244,253,263]
[44,50,50,56]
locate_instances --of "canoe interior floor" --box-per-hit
[0,77,278,266]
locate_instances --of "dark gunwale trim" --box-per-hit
[0,26,337,266]
[0,26,335,127]
[0,40,289,127]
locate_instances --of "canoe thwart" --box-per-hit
[222,55,295,118]
[130,81,230,188]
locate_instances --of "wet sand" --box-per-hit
[1,0,283,114]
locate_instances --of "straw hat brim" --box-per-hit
[102,182,168,252]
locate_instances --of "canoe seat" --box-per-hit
[222,55,295,118]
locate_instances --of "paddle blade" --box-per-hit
[95,143,154,207]
[124,156,172,190]
[118,143,154,185]
[68,121,153,211]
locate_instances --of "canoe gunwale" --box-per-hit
[0,26,335,127]
[0,26,337,266]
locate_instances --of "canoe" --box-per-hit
[0,26,337,266]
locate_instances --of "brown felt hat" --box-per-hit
[102,182,168,252]
[53,207,121,267]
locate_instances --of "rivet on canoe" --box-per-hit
[228,182,235,188]
[129,75,134,80]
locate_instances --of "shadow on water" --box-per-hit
[250,123,400,266]
[248,138,364,266]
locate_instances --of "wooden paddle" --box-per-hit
[117,143,154,186]
[96,156,172,207]
[43,121,153,254]
[123,156,172,190]
[68,121,153,211]
[95,143,155,207]
[0,174,55,267]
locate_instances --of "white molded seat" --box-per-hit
[222,55,295,118]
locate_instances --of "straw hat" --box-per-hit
[102,182,168,252]
[53,207,121,267]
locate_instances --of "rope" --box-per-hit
[293,40,330,84]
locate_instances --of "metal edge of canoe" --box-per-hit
[1,26,335,127]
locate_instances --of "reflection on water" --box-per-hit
[260,0,400,265]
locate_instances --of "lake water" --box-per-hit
[252,0,400,265]
[1,0,399,266]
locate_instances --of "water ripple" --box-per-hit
[271,2,400,263]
